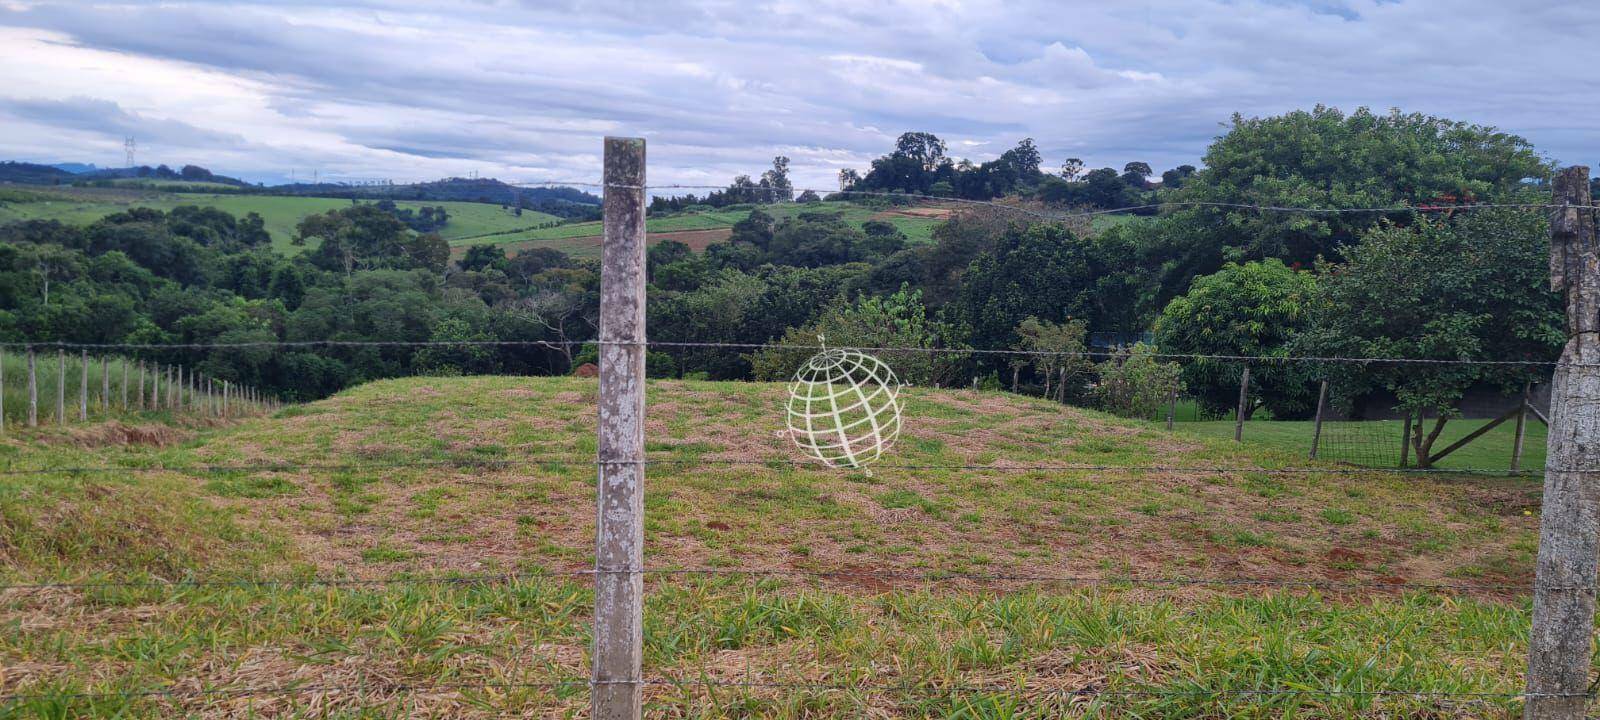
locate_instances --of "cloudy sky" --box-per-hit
[0,1,1596,190]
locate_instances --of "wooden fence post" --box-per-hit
[593,136,647,720]
[1525,165,1600,720]
[1233,366,1250,442]
[78,350,88,422]
[1309,379,1329,459]
[27,348,37,427]
[1512,380,1532,473]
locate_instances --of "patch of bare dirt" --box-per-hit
[871,206,955,220]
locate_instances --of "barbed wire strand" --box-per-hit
[0,675,1576,704]
[0,338,1573,367]
[0,564,1583,594]
[644,184,1586,220]
[0,455,1566,478]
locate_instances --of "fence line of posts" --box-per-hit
[577,148,1599,720]
[0,345,277,433]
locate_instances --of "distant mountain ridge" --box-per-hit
[0,162,78,184]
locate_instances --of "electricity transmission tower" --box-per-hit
[124,137,136,168]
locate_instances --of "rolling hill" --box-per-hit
[0,186,964,259]
[0,375,1541,717]
[0,186,561,254]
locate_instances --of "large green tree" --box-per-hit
[1291,209,1561,466]
[1154,260,1319,419]
[1140,106,1550,315]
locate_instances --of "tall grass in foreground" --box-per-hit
[0,577,1538,718]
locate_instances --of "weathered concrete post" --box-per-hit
[1525,165,1600,720]
[56,350,65,425]
[27,348,37,427]
[1309,379,1329,459]
[100,356,108,413]
[1165,388,1177,430]
[1512,380,1532,473]
[592,136,647,720]
[1233,366,1250,441]
[78,350,88,421]
[56,349,65,425]
[1399,412,1413,467]
[121,358,128,410]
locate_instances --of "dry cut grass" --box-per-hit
[0,376,1549,718]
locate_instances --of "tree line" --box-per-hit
[0,106,1566,462]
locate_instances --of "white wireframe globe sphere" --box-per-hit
[786,348,904,469]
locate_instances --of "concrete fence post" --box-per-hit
[56,349,65,425]
[1525,165,1600,719]
[27,348,37,427]
[79,350,88,422]
[592,136,647,720]
[1309,379,1329,459]
[1233,365,1250,442]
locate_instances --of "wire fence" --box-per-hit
[4,677,1579,704]
[4,191,1594,715]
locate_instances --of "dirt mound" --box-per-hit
[180,375,1537,597]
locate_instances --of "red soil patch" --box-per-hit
[456,227,732,258]
[871,206,955,220]
[646,228,733,251]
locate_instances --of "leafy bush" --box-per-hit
[1094,343,1183,419]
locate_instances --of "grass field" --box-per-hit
[0,376,1557,717]
[1179,417,1547,472]
[462,203,1138,258]
[0,187,560,254]
[454,202,955,257]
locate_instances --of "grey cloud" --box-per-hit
[0,96,249,150]
[0,0,1595,189]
